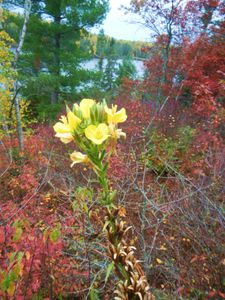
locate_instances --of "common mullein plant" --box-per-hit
[54,99,154,300]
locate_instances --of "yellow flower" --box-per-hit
[53,111,81,143]
[70,151,89,167]
[156,258,163,264]
[159,245,167,251]
[105,104,127,124]
[109,124,126,140]
[80,98,95,119]
[85,123,109,145]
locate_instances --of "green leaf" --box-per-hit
[109,190,117,202]
[9,252,17,264]
[102,162,108,172]
[89,287,100,300]
[99,150,106,161]
[117,263,130,281]
[17,251,24,263]
[105,262,114,283]
[13,227,23,242]
[2,273,11,291]
[72,200,78,211]
[81,202,89,214]
[50,224,61,243]
[10,268,19,281]
[66,105,70,113]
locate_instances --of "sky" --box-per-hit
[92,0,151,42]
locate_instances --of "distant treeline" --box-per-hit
[79,29,151,60]
[5,10,150,60]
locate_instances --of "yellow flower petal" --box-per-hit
[80,98,96,119]
[59,115,66,124]
[156,258,163,264]
[70,151,89,167]
[53,122,70,134]
[55,132,74,144]
[105,105,127,124]
[85,123,109,145]
[67,111,81,131]
[159,245,167,251]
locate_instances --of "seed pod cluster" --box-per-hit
[105,208,155,300]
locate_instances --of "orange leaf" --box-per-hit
[25,251,31,261]
[7,282,15,297]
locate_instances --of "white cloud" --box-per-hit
[92,0,151,41]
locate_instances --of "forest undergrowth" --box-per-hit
[0,96,224,299]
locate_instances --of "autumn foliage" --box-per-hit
[1,0,225,299]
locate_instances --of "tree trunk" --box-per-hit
[156,31,172,107]
[0,103,13,162]
[14,0,32,64]
[13,0,32,152]
[51,91,59,105]
[51,7,61,104]
[14,93,24,151]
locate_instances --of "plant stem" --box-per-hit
[96,159,155,300]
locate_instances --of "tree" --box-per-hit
[96,29,107,72]
[0,23,16,140]
[116,57,137,86]
[13,0,31,151]
[125,0,223,106]
[120,43,133,57]
[1,0,31,151]
[180,18,225,119]
[3,0,109,107]
[125,0,187,105]
[102,38,117,92]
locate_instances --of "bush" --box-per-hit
[143,126,194,175]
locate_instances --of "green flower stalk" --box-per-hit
[53,99,154,299]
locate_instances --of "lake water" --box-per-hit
[81,58,145,78]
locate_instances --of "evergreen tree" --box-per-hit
[96,29,106,71]
[3,0,109,107]
[96,29,107,57]
[102,38,117,91]
[116,58,137,86]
